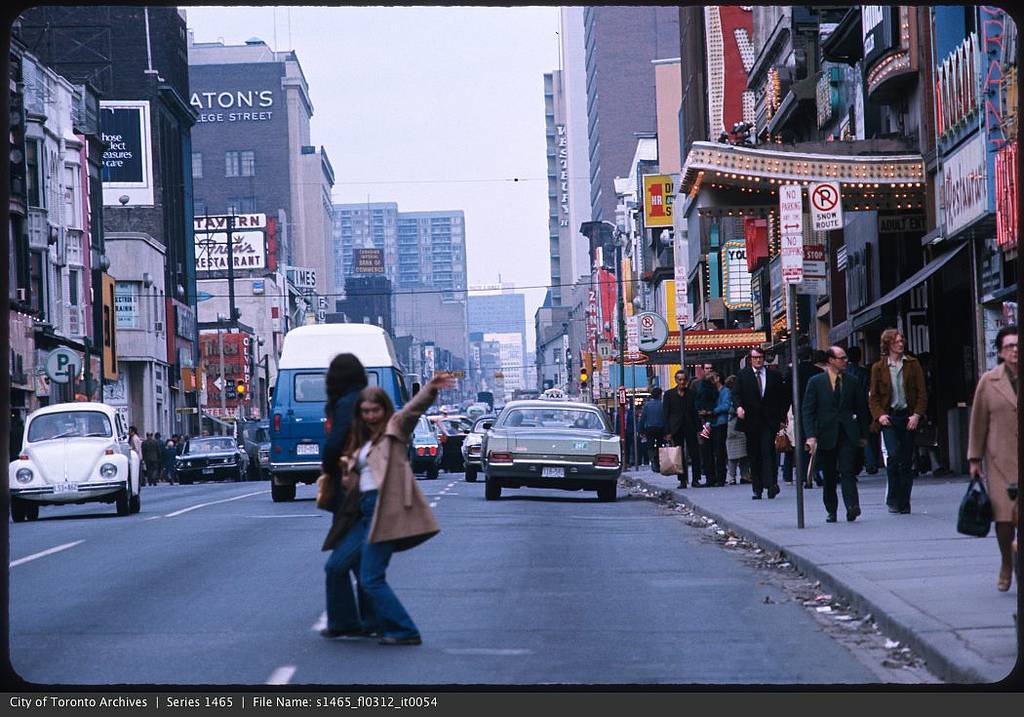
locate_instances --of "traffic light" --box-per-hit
[579,367,588,391]
[235,379,246,397]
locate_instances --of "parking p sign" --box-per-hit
[45,347,83,384]
[810,182,843,231]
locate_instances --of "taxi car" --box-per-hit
[9,402,142,521]
[480,399,621,502]
[175,436,250,484]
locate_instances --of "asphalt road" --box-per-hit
[7,475,920,687]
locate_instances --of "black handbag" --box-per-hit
[956,477,993,537]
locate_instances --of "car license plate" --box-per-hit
[542,467,564,478]
[53,482,78,494]
[297,444,319,456]
[202,467,214,475]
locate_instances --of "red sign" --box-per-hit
[199,331,252,408]
[744,218,768,272]
[995,141,1017,251]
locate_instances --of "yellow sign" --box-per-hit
[101,273,119,381]
[643,174,675,227]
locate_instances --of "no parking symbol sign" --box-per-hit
[810,182,843,231]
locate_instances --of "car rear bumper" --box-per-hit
[485,463,620,489]
[176,465,241,481]
[269,462,321,484]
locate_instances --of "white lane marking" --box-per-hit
[313,611,328,631]
[163,490,268,517]
[246,514,322,519]
[143,515,163,521]
[444,648,533,656]
[267,666,296,685]
[10,540,85,568]
[430,501,439,507]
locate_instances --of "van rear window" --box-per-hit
[293,371,379,402]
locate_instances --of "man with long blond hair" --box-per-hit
[868,328,928,515]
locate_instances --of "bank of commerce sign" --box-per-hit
[194,214,268,273]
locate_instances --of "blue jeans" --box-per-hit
[324,491,419,639]
[881,415,916,510]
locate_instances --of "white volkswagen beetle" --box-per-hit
[9,402,142,521]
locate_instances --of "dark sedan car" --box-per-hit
[175,436,250,484]
[237,420,270,480]
[410,416,442,480]
[433,415,471,474]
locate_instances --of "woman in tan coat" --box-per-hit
[321,373,456,645]
[967,325,1018,592]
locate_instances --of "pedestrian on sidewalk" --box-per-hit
[639,387,665,472]
[128,426,142,463]
[844,345,874,475]
[324,372,456,646]
[695,363,718,486]
[709,371,730,486]
[162,436,178,484]
[663,369,701,488]
[868,328,928,515]
[967,325,1018,593]
[802,346,870,523]
[782,343,824,487]
[724,376,749,485]
[142,431,162,487]
[733,347,787,500]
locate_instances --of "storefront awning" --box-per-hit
[679,141,926,198]
[644,329,767,365]
[848,242,968,321]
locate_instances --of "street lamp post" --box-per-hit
[216,312,227,435]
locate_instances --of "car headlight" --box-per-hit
[15,468,33,484]
[100,462,118,478]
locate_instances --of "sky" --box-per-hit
[184,5,563,353]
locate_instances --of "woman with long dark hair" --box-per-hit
[322,373,455,645]
[319,353,373,638]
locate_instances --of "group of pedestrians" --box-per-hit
[633,325,1018,578]
[129,427,185,485]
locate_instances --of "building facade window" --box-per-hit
[226,196,257,214]
[194,198,206,216]
[192,151,203,179]
[225,150,240,177]
[240,150,255,177]
[29,250,45,313]
[114,281,141,329]
[26,139,41,208]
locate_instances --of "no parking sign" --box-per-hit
[810,182,843,231]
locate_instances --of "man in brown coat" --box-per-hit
[868,328,927,514]
[968,325,1018,592]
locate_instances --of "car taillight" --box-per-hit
[430,446,437,456]
[273,414,282,432]
[417,447,425,456]
[595,454,619,467]
[489,451,513,464]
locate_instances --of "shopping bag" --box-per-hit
[956,477,993,537]
[658,445,684,476]
[315,472,335,511]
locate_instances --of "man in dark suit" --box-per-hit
[782,344,824,487]
[802,346,871,523]
[733,347,787,499]
[662,368,701,488]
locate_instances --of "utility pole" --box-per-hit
[226,213,237,328]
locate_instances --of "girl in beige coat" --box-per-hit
[322,373,455,645]
[967,325,1018,592]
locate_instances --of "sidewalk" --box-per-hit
[623,463,1020,685]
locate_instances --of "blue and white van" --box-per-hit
[268,323,408,501]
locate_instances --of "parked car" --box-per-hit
[481,399,621,502]
[236,420,270,480]
[8,402,142,521]
[461,414,496,482]
[431,415,471,473]
[410,415,442,480]
[176,436,250,484]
